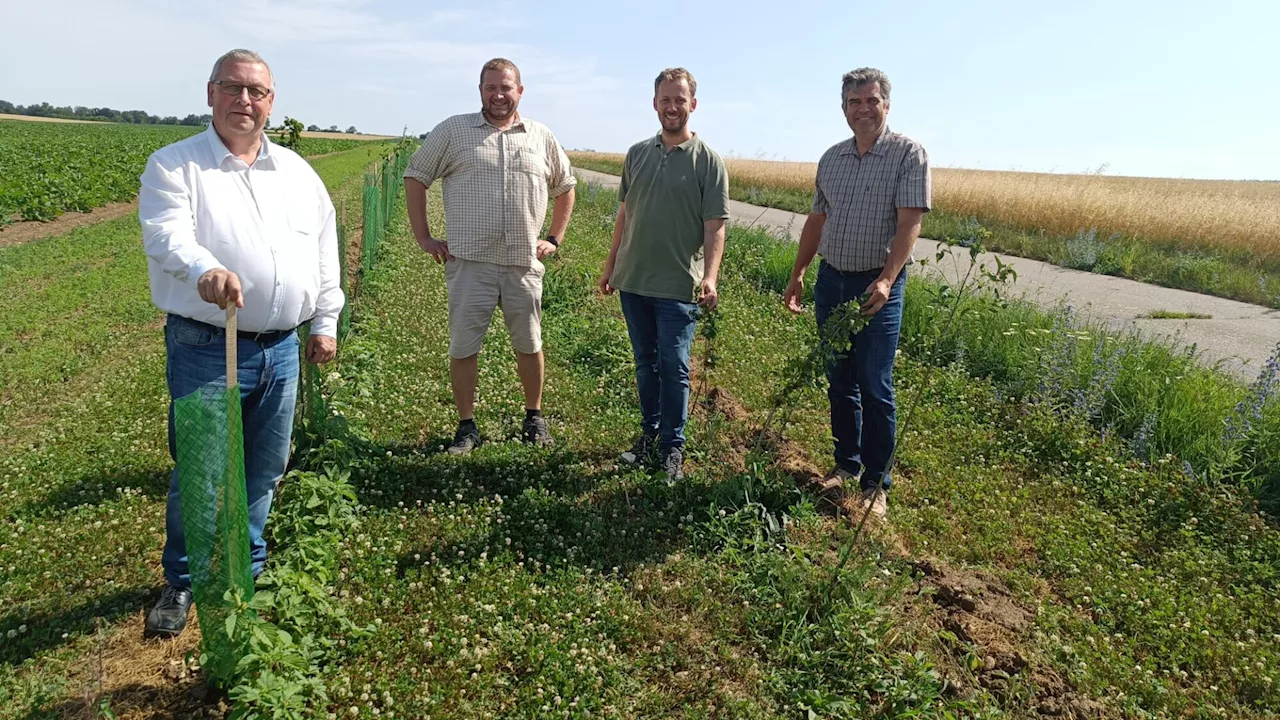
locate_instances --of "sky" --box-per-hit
[2,0,1277,180]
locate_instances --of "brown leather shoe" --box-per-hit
[859,487,888,519]
[812,467,854,503]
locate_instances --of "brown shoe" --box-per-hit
[812,467,854,503]
[859,487,888,519]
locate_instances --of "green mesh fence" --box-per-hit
[337,221,351,340]
[173,382,253,684]
[362,179,382,275]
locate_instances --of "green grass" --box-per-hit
[0,144,388,713]
[570,156,1280,309]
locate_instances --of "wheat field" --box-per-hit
[571,152,1280,262]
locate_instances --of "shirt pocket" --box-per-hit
[511,146,547,178]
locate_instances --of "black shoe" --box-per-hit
[660,446,685,481]
[522,414,554,447]
[620,431,658,465]
[448,422,481,455]
[144,585,193,640]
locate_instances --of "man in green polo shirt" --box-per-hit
[599,67,730,480]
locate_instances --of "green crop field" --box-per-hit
[0,120,383,226]
[0,121,200,223]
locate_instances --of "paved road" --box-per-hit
[575,167,1279,380]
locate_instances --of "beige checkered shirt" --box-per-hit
[404,112,577,267]
[812,128,931,272]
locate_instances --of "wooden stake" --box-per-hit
[225,304,237,388]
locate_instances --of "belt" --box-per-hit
[820,261,884,277]
[171,314,299,345]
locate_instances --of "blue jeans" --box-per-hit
[814,263,905,492]
[619,292,699,451]
[162,314,299,588]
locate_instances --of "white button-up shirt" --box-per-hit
[139,126,345,337]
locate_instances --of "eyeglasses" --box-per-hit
[211,80,272,101]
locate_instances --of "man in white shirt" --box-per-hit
[138,49,344,639]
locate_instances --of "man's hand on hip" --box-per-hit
[536,240,558,260]
[198,268,243,309]
[417,235,452,264]
[698,279,719,311]
[306,335,337,364]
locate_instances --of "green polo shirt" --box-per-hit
[612,133,730,302]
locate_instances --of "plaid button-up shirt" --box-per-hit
[403,112,577,267]
[812,128,931,273]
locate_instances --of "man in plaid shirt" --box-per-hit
[403,58,577,453]
[783,67,931,519]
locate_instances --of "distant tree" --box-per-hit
[345,126,357,134]
[328,125,338,132]
[180,113,203,126]
[0,100,15,114]
[160,116,180,125]
[306,124,320,132]
[418,132,428,140]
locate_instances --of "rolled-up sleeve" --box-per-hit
[311,192,345,338]
[139,153,223,283]
[895,143,932,211]
[403,122,451,187]
[546,131,577,198]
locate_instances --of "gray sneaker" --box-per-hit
[660,446,684,481]
[522,415,554,447]
[620,431,658,465]
[448,423,481,455]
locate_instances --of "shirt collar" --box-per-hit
[206,124,273,168]
[839,127,891,157]
[475,111,526,131]
[652,131,698,151]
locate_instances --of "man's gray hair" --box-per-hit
[841,67,890,105]
[209,49,273,85]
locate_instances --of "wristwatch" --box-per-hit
[545,235,559,247]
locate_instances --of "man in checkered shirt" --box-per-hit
[403,58,577,454]
[783,67,931,519]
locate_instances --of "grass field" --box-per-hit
[569,152,1280,308]
[4,160,1280,718]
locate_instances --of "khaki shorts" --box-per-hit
[444,257,544,358]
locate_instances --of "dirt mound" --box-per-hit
[702,386,747,422]
[912,559,1112,718]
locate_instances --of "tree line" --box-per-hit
[0,100,212,126]
[1,100,360,134]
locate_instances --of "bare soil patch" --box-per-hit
[0,202,137,248]
[52,613,228,719]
